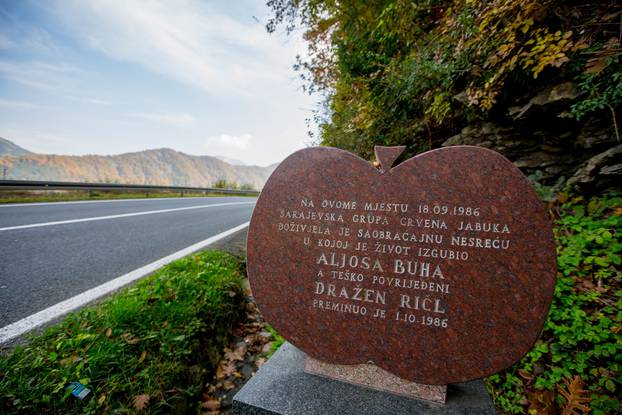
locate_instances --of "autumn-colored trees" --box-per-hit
[268,0,621,158]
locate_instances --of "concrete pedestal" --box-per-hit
[233,343,497,415]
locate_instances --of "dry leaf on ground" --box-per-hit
[216,361,237,380]
[225,346,246,362]
[133,394,150,410]
[122,333,140,345]
[202,398,221,411]
[558,376,591,415]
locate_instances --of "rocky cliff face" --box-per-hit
[442,83,621,190]
[0,145,276,189]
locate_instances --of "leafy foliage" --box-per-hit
[267,0,622,157]
[0,251,245,414]
[213,178,239,189]
[486,193,622,414]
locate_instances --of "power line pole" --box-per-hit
[1,164,7,180]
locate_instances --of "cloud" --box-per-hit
[0,34,16,49]
[129,112,195,126]
[0,61,81,91]
[0,99,38,109]
[64,95,110,105]
[49,0,304,94]
[207,133,252,150]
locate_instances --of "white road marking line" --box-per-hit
[0,221,250,344]
[0,196,251,208]
[0,201,255,231]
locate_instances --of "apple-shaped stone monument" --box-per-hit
[247,145,556,397]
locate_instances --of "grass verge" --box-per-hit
[0,250,245,414]
[0,191,253,204]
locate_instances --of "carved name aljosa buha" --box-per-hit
[317,252,444,278]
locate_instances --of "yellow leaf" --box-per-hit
[138,350,147,363]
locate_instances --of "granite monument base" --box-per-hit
[233,342,497,415]
[304,356,447,403]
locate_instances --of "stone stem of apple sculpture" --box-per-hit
[374,145,407,172]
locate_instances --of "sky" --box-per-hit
[0,0,316,166]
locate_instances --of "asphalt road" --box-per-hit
[0,197,256,328]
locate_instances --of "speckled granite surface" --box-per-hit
[304,356,447,403]
[247,145,556,384]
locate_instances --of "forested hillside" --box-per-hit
[268,0,621,189]
[0,142,275,189]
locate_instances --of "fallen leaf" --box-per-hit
[97,394,106,405]
[105,328,112,337]
[122,333,140,345]
[223,380,236,391]
[262,341,274,354]
[527,389,555,415]
[202,398,220,411]
[225,345,246,362]
[256,357,267,368]
[133,394,150,411]
[138,350,147,363]
[216,361,237,380]
[518,369,533,381]
[257,331,272,339]
[558,376,591,415]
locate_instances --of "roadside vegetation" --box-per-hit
[0,251,246,414]
[212,179,256,192]
[266,0,620,155]
[0,189,256,204]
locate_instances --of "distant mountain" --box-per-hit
[215,155,247,166]
[0,139,276,189]
[0,137,32,156]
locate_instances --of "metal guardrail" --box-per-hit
[0,179,260,196]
